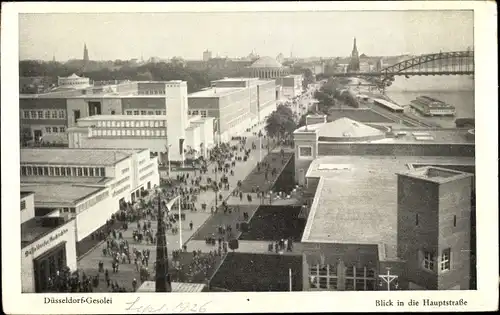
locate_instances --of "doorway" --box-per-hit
[88,101,102,116]
[33,242,66,292]
[33,129,42,142]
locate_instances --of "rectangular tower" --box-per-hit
[397,166,473,290]
[165,81,189,162]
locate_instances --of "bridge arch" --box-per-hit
[380,50,474,78]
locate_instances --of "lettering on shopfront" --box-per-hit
[24,228,69,257]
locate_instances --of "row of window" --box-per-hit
[137,90,166,95]
[121,167,130,174]
[111,176,130,190]
[299,146,313,157]
[21,200,26,210]
[125,109,166,116]
[309,265,376,291]
[95,120,166,128]
[416,213,457,228]
[45,126,66,134]
[21,165,106,177]
[139,163,155,174]
[140,170,155,182]
[139,159,146,165]
[76,191,109,213]
[91,129,166,137]
[22,110,66,120]
[113,184,131,197]
[422,248,451,272]
[188,110,208,118]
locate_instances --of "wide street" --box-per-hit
[76,121,284,284]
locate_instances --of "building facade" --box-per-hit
[20,81,193,162]
[348,38,360,72]
[277,75,304,98]
[20,148,159,252]
[293,117,475,186]
[67,114,214,162]
[57,73,91,90]
[188,78,277,142]
[21,192,77,293]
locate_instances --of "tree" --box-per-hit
[228,239,239,252]
[265,104,297,140]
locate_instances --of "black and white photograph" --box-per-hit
[1,2,498,314]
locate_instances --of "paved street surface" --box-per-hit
[186,240,306,256]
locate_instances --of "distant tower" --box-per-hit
[348,37,360,72]
[83,43,89,63]
[52,53,56,63]
[203,49,212,61]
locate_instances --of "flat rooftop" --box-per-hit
[302,155,475,259]
[78,115,167,121]
[295,123,475,144]
[20,184,106,207]
[212,77,258,82]
[21,148,145,166]
[20,176,113,185]
[21,216,73,247]
[188,87,243,98]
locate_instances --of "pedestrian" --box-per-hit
[189,221,193,230]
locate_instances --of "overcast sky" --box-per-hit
[19,10,473,61]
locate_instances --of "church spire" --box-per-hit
[83,43,89,63]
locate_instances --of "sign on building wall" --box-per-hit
[24,228,69,258]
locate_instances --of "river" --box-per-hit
[385,75,474,128]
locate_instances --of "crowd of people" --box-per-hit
[43,126,291,293]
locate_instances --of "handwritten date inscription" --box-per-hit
[125,297,212,314]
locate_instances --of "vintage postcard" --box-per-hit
[1,1,498,313]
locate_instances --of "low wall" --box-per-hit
[318,142,475,157]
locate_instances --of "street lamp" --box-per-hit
[166,144,172,177]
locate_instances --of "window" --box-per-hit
[66,167,72,176]
[89,168,94,176]
[140,110,147,115]
[55,167,61,176]
[49,167,54,176]
[188,110,192,115]
[26,166,32,176]
[147,111,154,115]
[423,251,435,271]
[21,200,26,210]
[44,111,51,119]
[61,167,66,176]
[77,168,83,176]
[453,215,457,227]
[30,110,37,119]
[99,167,105,177]
[440,248,451,272]
[37,111,43,119]
[45,127,52,133]
[416,214,419,226]
[58,110,65,119]
[126,110,133,115]
[200,110,207,118]
[24,111,30,119]
[51,111,58,119]
[155,110,162,115]
[52,127,58,133]
[33,167,39,175]
[133,110,139,115]
[21,166,27,176]
[59,127,65,133]
[162,111,166,115]
[299,146,313,157]
[192,110,199,115]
